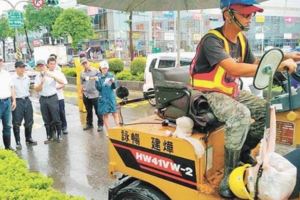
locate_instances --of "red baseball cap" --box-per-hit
[230,4,264,14]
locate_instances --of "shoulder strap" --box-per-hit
[209,29,247,62]
[208,29,230,53]
[190,29,228,76]
[237,32,246,62]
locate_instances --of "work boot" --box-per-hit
[97,126,103,132]
[26,138,37,146]
[219,148,241,198]
[25,127,37,146]
[83,124,93,131]
[3,135,15,151]
[56,125,63,143]
[44,127,53,144]
[241,134,262,165]
[240,145,257,165]
[62,128,68,135]
[16,141,22,150]
[13,126,22,150]
[50,126,56,139]
[57,134,62,143]
[44,137,54,144]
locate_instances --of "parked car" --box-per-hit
[264,46,274,52]
[281,45,293,53]
[293,46,300,52]
[143,52,194,105]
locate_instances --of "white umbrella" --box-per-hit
[77,0,268,66]
[77,0,221,11]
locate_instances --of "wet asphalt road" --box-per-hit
[12,91,154,200]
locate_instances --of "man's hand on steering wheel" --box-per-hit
[278,58,297,74]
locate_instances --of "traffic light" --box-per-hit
[47,0,59,5]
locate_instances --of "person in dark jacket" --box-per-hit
[80,58,104,132]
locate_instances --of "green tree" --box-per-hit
[52,8,93,50]
[24,4,62,44]
[53,8,94,49]
[0,17,14,61]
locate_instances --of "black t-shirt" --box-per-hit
[192,27,255,74]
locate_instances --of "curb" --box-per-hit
[65,77,144,92]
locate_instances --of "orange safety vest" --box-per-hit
[190,29,246,97]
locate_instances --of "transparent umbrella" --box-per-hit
[78,0,267,66]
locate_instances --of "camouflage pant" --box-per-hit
[204,90,266,150]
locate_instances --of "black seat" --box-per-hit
[152,67,191,119]
[151,67,221,133]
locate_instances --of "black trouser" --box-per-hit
[83,95,103,127]
[58,99,67,130]
[39,94,62,139]
[12,97,33,143]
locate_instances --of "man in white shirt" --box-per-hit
[0,56,16,150]
[49,57,69,134]
[34,58,65,144]
[12,61,37,150]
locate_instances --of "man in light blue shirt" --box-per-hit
[12,61,37,150]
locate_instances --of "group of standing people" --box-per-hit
[0,53,120,150]
[80,57,120,133]
[0,54,68,150]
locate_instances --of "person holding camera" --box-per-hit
[80,58,104,132]
[96,60,120,133]
[34,58,65,144]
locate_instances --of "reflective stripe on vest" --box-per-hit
[191,29,246,96]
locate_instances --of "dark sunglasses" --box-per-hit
[231,10,256,18]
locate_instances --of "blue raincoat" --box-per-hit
[95,72,117,115]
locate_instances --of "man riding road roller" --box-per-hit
[190,0,300,198]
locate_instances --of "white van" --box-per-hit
[143,52,194,94]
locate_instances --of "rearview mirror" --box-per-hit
[254,48,284,90]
